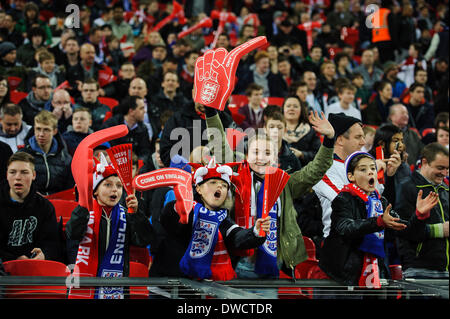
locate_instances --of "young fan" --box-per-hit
[66,153,155,299]
[160,158,271,281]
[204,107,335,279]
[318,151,439,286]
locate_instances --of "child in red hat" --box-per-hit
[66,153,155,299]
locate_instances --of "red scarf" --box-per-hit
[359,254,381,289]
[68,200,103,299]
[231,161,255,256]
[341,184,382,289]
[210,231,236,281]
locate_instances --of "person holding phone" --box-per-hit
[369,123,407,205]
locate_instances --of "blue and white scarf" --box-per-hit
[254,180,279,277]
[359,192,385,259]
[95,204,127,299]
[179,203,227,279]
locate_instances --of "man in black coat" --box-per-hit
[159,101,236,167]
[0,152,59,262]
[395,143,449,279]
[101,95,151,166]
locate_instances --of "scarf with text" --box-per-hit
[179,202,235,280]
[94,203,127,299]
[69,200,127,299]
[254,179,279,277]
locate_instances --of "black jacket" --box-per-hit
[155,199,266,277]
[278,140,302,174]
[395,171,449,272]
[65,203,155,277]
[148,89,189,122]
[285,128,321,167]
[159,102,235,167]
[235,69,288,98]
[319,190,426,285]
[101,114,152,166]
[0,181,60,262]
[18,133,74,195]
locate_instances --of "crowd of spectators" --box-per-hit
[0,0,448,296]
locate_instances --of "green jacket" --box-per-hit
[205,114,334,270]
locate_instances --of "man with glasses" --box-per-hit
[395,142,449,279]
[19,74,53,125]
[17,110,74,195]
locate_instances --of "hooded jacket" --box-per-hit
[0,180,59,261]
[17,132,74,195]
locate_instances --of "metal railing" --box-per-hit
[0,276,448,299]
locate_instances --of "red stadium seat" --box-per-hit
[229,95,248,108]
[45,187,76,201]
[302,236,317,261]
[226,128,247,151]
[49,199,78,232]
[98,97,119,110]
[3,259,70,298]
[129,246,151,268]
[129,261,149,299]
[228,105,246,126]
[7,76,22,91]
[261,97,284,107]
[9,90,27,104]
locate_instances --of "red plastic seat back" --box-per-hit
[129,261,149,299]
[98,97,119,110]
[45,187,76,201]
[9,90,27,104]
[302,236,317,261]
[3,260,70,298]
[7,76,22,91]
[49,199,78,232]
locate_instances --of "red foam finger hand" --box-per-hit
[194,36,267,111]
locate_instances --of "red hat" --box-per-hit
[193,157,233,186]
[93,153,118,191]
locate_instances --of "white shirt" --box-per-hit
[325,101,362,120]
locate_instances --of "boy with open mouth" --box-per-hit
[318,151,439,288]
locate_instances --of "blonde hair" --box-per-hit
[34,110,58,129]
